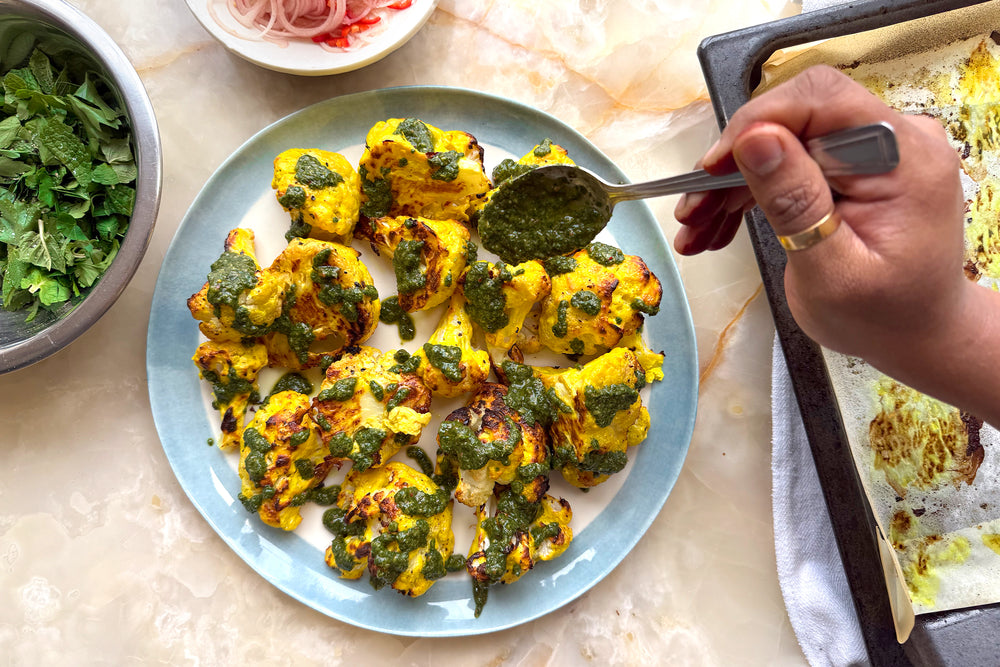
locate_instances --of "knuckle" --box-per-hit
[763,181,827,228]
[792,65,851,100]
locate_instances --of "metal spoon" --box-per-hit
[478,121,900,264]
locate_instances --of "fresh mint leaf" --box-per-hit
[91,163,118,185]
[2,252,27,308]
[105,184,134,216]
[20,267,69,306]
[28,49,54,94]
[0,116,21,149]
[0,156,30,178]
[38,116,92,188]
[100,138,132,163]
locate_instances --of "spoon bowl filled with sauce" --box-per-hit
[478,122,900,264]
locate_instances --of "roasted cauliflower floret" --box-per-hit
[356,215,471,312]
[313,345,433,472]
[323,461,456,597]
[262,238,380,369]
[536,347,651,488]
[466,489,573,617]
[187,228,287,342]
[437,383,550,508]
[358,118,490,224]
[489,138,575,189]
[412,291,490,398]
[237,390,336,531]
[539,242,661,357]
[459,259,551,372]
[617,329,665,383]
[272,148,362,243]
[193,339,268,450]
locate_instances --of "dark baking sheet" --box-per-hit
[697,1,999,666]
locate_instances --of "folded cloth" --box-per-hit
[772,336,869,666]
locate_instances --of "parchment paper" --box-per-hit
[759,2,1000,618]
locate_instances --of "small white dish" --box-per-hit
[184,0,438,76]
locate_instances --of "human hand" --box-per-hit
[673,66,973,380]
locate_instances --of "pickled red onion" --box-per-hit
[222,0,412,48]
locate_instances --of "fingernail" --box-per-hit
[675,191,707,220]
[735,133,784,176]
[702,138,723,166]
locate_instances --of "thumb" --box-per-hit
[732,123,837,246]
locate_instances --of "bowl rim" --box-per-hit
[0,0,163,374]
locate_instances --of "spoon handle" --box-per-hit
[606,121,899,203]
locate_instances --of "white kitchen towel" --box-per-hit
[802,0,845,11]
[772,336,870,667]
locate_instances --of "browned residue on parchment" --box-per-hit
[868,380,984,498]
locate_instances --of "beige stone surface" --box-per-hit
[0,0,809,663]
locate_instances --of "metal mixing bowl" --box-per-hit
[0,0,161,374]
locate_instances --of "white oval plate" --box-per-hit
[184,0,438,76]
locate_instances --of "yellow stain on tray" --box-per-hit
[964,177,1000,280]
[868,379,984,498]
[983,534,1000,556]
[890,509,972,608]
[954,40,1000,166]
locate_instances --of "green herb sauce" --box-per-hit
[533,139,554,157]
[201,366,255,410]
[406,445,435,477]
[421,546,448,581]
[385,385,411,412]
[394,486,449,516]
[552,300,569,338]
[294,458,315,479]
[206,251,257,312]
[389,348,421,375]
[478,170,612,264]
[490,159,533,187]
[570,289,602,315]
[289,429,310,448]
[278,185,306,209]
[359,165,392,218]
[542,255,577,276]
[351,427,387,471]
[316,377,357,402]
[310,484,340,506]
[295,154,344,189]
[584,382,639,428]
[586,241,625,266]
[378,295,416,341]
[393,239,426,294]
[438,416,521,470]
[327,431,353,457]
[462,261,510,333]
[428,151,461,181]
[422,343,463,382]
[630,297,660,316]
[501,360,568,428]
[395,118,434,153]
[268,372,313,398]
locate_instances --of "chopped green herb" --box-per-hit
[0,48,137,320]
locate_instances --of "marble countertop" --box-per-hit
[0,0,814,663]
